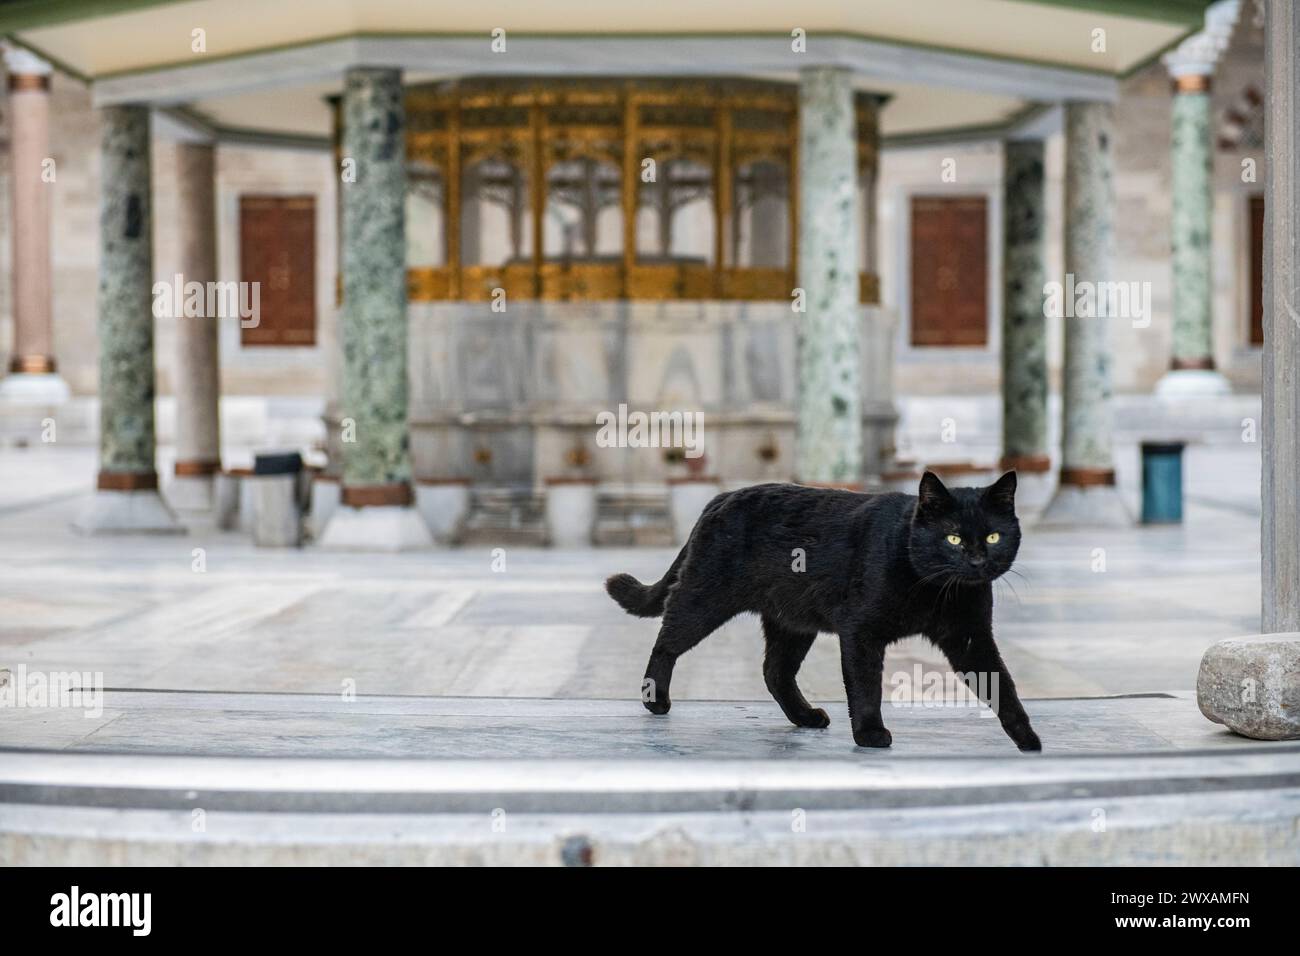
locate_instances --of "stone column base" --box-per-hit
[308,476,342,541]
[1198,634,1300,740]
[0,371,70,405]
[318,505,433,551]
[1037,472,1129,528]
[997,456,1053,514]
[669,478,721,545]
[1154,367,1232,397]
[169,461,222,517]
[414,479,469,545]
[168,476,217,514]
[1008,470,1057,516]
[544,479,597,548]
[71,489,185,535]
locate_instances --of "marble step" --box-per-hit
[3,691,1299,864]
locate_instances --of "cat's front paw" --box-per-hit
[643,696,671,716]
[853,727,892,749]
[1007,720,1041,752]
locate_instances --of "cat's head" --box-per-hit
[908,470,1020,584]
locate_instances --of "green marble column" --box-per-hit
[321,68,430,548]
[98,105,157,482]
[1170,79,1214,368]
[1060,102,1115,480]
[1041,101,1127,526]
[796,66,861,486]
[1000,139,1049,472]
[339,67,411,500]
[1157,8,1233,397]
[74,104,181,533]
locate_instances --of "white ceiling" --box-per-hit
[4,0,1201,141]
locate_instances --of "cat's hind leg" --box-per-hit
[642,586,735,716]
[761,615,829,729]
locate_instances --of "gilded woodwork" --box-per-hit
[388,77,880,304]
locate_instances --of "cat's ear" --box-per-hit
[982,470,1018,513]
[917,471,954,515]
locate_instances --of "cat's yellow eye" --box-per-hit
[986,532,1001,544]
[946,534,962,546]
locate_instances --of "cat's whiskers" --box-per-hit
[995,576,1022,605]
[904,568,959,606]
[937,572,963,613]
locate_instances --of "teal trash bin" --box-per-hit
[1141,442,1184,524]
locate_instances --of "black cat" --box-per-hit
[605,471,1041,751]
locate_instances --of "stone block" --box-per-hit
[1197,634,1300,740]
[250,475,301,548]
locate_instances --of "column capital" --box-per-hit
[1162,0,1240,85]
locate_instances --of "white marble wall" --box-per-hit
[404,300,895,485]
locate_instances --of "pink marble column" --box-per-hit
[1,47,68,402]
[170,141,222,512]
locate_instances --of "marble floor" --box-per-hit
[1,443,1285,864]
[0,688,1276,758]
[0,443,1262,710]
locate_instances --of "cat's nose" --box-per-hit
[968,554,986,567]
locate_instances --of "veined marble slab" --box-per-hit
[0,689,1286,761]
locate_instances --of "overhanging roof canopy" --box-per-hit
[0,0,1210,143]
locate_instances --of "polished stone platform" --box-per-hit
[0,688,1276,758]
[2,691,1298,865]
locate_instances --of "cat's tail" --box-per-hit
[604,546,688,618]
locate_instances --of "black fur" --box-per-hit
[605,471,1041,752]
